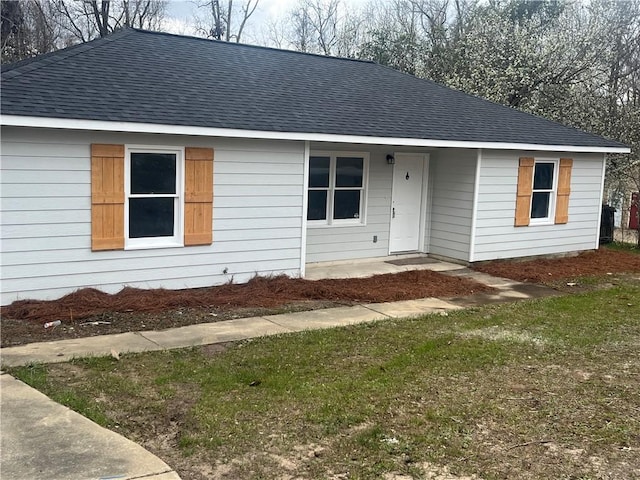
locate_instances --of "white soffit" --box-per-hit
[0,115,631,154]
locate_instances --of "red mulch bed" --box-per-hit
[473,248,640,283]
[1,270,492,347]
[1,270,490,324]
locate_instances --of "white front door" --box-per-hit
[389,154,426,253]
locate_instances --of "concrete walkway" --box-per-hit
[0,260,558,480]
[1,372,181,480]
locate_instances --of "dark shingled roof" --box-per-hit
[0,28,626,149]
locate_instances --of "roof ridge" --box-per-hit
[1,28,135,79]
[129,27,376,65]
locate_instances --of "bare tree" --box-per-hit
[333,3,364,57]
[195,0,259,42]
[358,0,422,74]
[278,0,364,56]
[307,0,339,55]
[2,0,64,62]
[2,0,28,61]
[288,1,315,52]
[262,16,287,48]
[52,0,167,42]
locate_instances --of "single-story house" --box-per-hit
[0,28,630,305]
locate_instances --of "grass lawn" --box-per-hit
[9,281,640,480]
[606,241,640,253]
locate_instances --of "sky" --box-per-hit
[163,0,301,42]
[165,0,296,21]
[162,0,369,46]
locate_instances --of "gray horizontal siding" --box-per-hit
[427,149,476,262]
[0,126,305,304]
[472,150,604,261]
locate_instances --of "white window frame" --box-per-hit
[125,145,185,249]
[529,158,559,225]
[307,151,369,227]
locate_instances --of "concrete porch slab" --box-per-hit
[385,257,440,266]
[305,255,466,280]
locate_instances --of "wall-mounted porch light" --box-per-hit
[386,154,395,165]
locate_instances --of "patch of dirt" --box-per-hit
[0,301,338,348]
[1,270,492,347]
[461,326,547,346]
[473,248,640,283]
[384,462,482,479]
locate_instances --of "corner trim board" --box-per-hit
[469,148,482,262]
[300,141,310,277]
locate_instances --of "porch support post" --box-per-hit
[300,140,310,277]
[469,148,482,262]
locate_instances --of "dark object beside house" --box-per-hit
[630,192,639,230]
[600,205,616,244]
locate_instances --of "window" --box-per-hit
[530,161,557,222]
[91,144,213,251]
[307,153,368,225]
[514,157,572,227]
[125,146,184,248]
[308,156,330,221]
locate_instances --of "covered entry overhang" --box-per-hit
[302,142,479,272]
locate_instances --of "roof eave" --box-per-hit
[0,115,631,154]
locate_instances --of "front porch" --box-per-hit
[304,254,555,306]
[304,254,466,280]
[304,144,478,266]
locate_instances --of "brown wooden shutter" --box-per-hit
[91,144,125,251]
[554,158,573,224]
[514,157,534,227]
[184,147,214,245]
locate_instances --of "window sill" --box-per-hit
[125,241,185,250]
[528,219,555,226]
[307,222,367,229]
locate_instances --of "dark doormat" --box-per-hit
[385,257,439,266]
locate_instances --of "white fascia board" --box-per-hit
[1,115,631,154]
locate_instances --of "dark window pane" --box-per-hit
[309,157,330,188]
[131,153,176,194]
[307,190,327,220]
[334,190,361,219]
[531,192,550,218]
[129,198,175,238]
[336,157,363,187]
[533,162,554,190]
